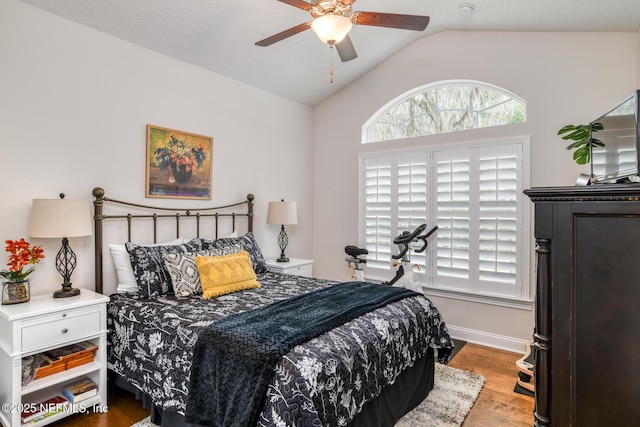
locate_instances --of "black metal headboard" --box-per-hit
[92,187,254,294]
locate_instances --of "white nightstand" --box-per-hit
[0,289,109,427]
[265,258,314,277]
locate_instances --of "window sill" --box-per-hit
[422,286,533,310]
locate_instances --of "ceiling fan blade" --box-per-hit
[255,22,312,47]
[336,35,358,62]
[278,0,313,11]
[352,12,430,31]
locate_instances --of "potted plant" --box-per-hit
[1,238,45,304]
[557,122,603,165]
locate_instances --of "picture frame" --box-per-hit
[146,125,213,199]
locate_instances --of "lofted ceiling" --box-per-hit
[18,0,640,106]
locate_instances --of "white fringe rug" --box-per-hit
[396,363,485,426]
[131,363,484,427]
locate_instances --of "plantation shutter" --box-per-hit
[397,154,430,274]
[435,150,471,290]
[476,145,521,296]
[361,137,528,301]
[364,157,393,274]
[434,144,521,294]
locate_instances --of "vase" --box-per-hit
[171,163,193,184]
[2,279,30,305]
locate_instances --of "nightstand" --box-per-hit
[265,258,313,277]
[0,289,109,427]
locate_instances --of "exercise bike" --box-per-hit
[345,223,438,293]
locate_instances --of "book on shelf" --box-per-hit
[60,378,98,404]
[20,395,68,423]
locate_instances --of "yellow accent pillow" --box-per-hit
[195,251,260,299]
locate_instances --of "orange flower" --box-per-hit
[1,239,45,281]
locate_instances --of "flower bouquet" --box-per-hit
[154,135,206,184]
[1,238,44,304]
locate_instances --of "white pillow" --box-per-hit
[110,238,184,293]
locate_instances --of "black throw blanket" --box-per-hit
[184,281,418,427]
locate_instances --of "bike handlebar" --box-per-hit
[391,224,438,259]
[393,224,426,245]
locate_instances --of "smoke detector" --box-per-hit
[459,4,475,16]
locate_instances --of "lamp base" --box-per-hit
[276,225,290,263]
[54,237,81,298]
[53,286,81,298]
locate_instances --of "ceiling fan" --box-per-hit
[255,0,430,62]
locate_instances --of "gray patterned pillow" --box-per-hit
[126,238,202,298]
[238,232,268,273]
[162,244,242,297]
[201,232,268,273]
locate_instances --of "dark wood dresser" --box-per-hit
[524,185,640,427]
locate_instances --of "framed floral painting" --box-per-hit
[146,125,213,199]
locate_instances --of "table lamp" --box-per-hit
[27,194,93,298]
[267,200,298,262]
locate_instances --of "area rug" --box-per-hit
[396,363,485,427]
[130,363,484,427]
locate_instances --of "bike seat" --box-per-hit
[345,245,369,257]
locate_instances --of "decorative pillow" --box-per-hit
[201,232,268,273]
[237,232,268,273]
[200,237,243,255]
[162,243,242,297]
[110,238,184,294]
[126,238,202,298]
[195,251,260,299]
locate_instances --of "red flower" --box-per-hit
[1,239,45,281]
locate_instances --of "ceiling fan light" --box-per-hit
[311,15,352,44]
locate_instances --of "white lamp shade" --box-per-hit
[311,15,352,44]
[267,201,298,225]
[28,198,93,238]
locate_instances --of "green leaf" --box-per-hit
[557,124,577,135]
[566,140,588,150]
[573,145,590,164]
[558,122,603,165]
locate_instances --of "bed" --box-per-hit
[92,187,454,427]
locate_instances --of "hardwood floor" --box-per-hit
[448,343,535,426]
[50,342,534,427]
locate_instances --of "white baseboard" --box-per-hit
[447,324,530,354]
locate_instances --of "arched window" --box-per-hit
[359,81,531,308]
[363,80,526,143]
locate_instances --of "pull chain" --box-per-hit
[329,43,335,83]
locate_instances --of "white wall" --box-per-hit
[0,0,314,296]
[312,31,639,349]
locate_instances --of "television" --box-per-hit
[590,90,640,183]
